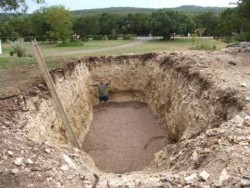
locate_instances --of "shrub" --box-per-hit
[222,37,235,43]
[80,37,89,42]
[15,45,26,57]
[241,32,250,41]
[123,34,135,40]
[93,35,103,40]
[9,50,15,57]
[108,35,118,40]
[9,40,28,58]
[102,35,108,40]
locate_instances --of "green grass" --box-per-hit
[0,38,227,91]
[39,40,133,56]
[62,39,226,57]
[56,41,84,47]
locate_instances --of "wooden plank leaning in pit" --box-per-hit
[31,39,80,149]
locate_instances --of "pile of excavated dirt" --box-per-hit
[0,49,250,187]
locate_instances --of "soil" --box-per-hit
[82,102,167,173]
[0,48,250,187]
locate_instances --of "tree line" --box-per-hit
[0,0,249,43]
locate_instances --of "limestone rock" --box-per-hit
[234,136,250,144]
[241,178,250,187]
[240,82,247,87]
[191,151,199,161]
[62,154,76,169]
[7,151,13,157]
[60,164,69,171]
[199,170,210,181]
[184,173,198,184]
[44,148,51,154]
[206,129,219,137]
[244,116,250,126]
[14,157,23,167]
[11,168,19,174]
[218,169,230,186]
[25,158,34,164]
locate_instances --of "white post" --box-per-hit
[0,39,2,54]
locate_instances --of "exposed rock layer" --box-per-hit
[0,50,249,187]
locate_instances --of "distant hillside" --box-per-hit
[71,5,229,16]
[173,5,228,14]
[71,7,155,16]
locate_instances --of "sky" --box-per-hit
[27,0,237,13]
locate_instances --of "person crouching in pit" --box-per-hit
[87,77,112,111]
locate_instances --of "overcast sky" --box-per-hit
[27,0,237,12]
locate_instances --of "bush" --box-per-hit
[108,34,118,40]
[93,35,103,40]
[102,35,108,40]
[80,37,89,42]
[222,37,235,43]
[123,34,135,40]
[240,32,250,41]
[9,50,15,57]
[9,40,28,58]
[16,47,25,57]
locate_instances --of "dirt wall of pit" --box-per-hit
[11,53,243,147]
[16,63,94,146]
[88,54,242,141]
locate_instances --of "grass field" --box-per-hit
[0,38,227,91]
[72,39,226,57]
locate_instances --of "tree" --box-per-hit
[238,0,250,19]
[216,8,241,38]
[0,19,18,41]
[0,0,44,12]
[0,15,33,41]
[126,13,150,35]
[150,10,195,39]
[29,8,50,42]
[194,12,219,36]
[73,15,100,38]
[237,0,250,40]
[98,13,119,35]
[45,6,72,43]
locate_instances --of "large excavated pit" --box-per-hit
[14,53,243,175]
[3,51,250,187]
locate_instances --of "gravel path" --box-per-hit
[82,102,167,173]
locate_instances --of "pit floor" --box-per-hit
[82,102,167,173]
